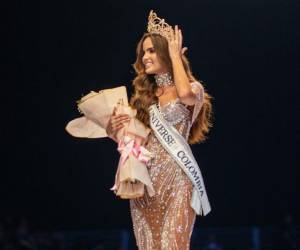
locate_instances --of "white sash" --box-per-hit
[149,104,211,216]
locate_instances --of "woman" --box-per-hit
[107,10,213,250]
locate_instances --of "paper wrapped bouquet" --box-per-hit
[66,86,154,199]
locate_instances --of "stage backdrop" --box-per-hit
[3,0,299,230]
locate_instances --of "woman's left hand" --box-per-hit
[167,25,188,61]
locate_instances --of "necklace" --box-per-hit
[154,72,174,87]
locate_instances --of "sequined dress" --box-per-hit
[130,82,204,250]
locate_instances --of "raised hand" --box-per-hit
[167,25,188,60]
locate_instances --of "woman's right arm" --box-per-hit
[106,107,130,142]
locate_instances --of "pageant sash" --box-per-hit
[149,104,211,216]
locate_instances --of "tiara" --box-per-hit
[147,10,174,41]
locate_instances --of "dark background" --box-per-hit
[3,0,299,231]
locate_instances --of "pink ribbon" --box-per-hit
[110,136,152,191]
[117,136,152,165]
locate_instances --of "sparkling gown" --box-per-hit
[130,83,204,250]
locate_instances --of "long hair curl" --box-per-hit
[130,33,213,144]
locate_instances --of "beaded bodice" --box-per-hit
[157,98,191,140]
[158,98,189,124]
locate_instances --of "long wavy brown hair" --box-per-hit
[130,33,213,144]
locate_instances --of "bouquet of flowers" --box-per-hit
[66,86,155,198]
